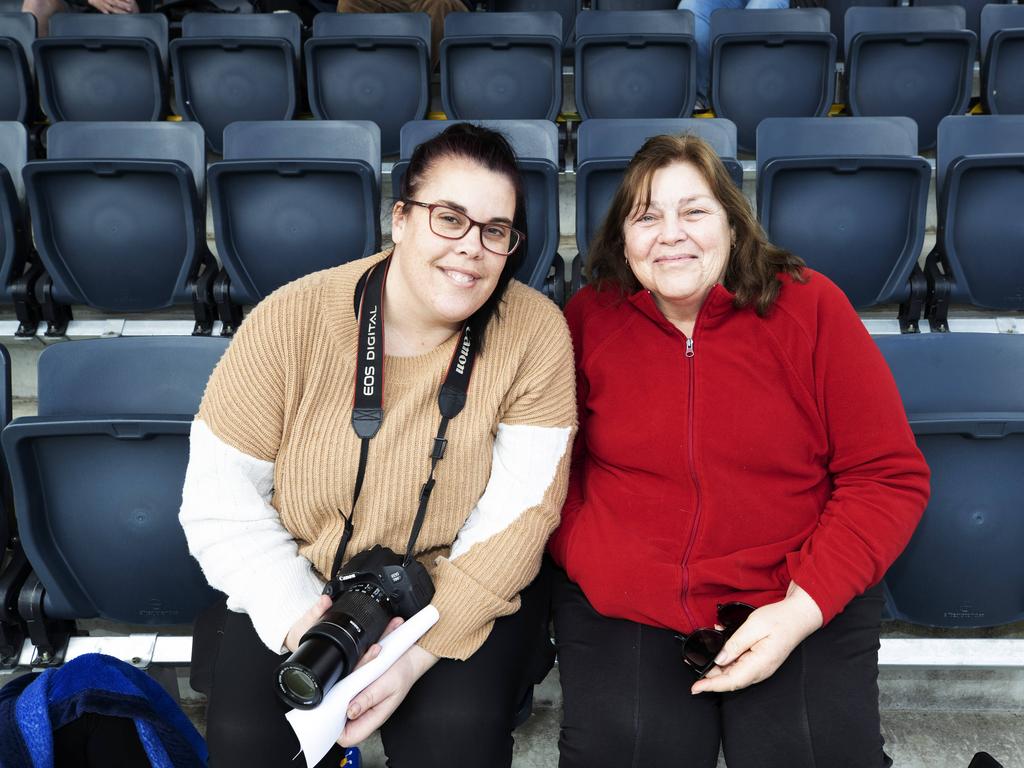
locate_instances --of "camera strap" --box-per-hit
[331,255,478,578]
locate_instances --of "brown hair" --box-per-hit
[587,133,804,316]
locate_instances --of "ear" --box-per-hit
[391,200,407,246]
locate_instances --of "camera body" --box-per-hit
[275,545,435,709]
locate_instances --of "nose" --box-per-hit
[455,223,485,259]
[657,213,689,244]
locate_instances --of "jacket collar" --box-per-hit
[627,283,737,335]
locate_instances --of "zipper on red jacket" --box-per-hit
[679,331,701,630]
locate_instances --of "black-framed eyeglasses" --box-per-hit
[675,602,754,678]
[403,199,523,256]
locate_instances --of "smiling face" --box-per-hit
[623,161,733,323]
[389,155,517,332]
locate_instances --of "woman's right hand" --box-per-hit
[285,594,333,653]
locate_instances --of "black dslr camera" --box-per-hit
[275,545,435,709]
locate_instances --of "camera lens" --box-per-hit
[279,667,318,704]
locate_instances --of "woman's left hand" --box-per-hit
[690,582,823,695]
[337,643,439,747]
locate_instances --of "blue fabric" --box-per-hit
[678,0,789,102]
[0,653,207,768]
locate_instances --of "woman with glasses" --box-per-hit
[547,134,930,767]
[179,123,575,768]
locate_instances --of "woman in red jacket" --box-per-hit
[548,134,930,768]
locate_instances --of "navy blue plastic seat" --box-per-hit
[709,9,836,153]
[33,14,166,123]
[208,120,381,335]
[440,12,562,121]
[844,6,976,150]
[823,0,896,60]
[305,13,429,157]
[574,10,696,121]
[170,13,300,154]
[488,0,581,48]
[912,0,993,41]
[875,332,1024,628]
[923,115,1024,331]
[0,121,42,336]
[392,120,562,301]
[591,0,678,9]
[0,344,9,556]
[0,13,34,123]
[575,118,741,260]
[0,342,27,666]
[1,337,229,630]
[756,117,930,326]
[21,122,216,335]
[981,4,1024,115]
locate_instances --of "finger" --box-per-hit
[347,675,391,719]
[713,617,769,667]
[379,616,404,640]
[351,643,381,672]
[691,653,761,694]
[339,697,392,747]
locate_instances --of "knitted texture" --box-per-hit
[190,252,576,659]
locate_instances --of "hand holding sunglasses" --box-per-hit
[688,584,824,696]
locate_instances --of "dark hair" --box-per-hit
[588,134,804,316]
[397,122,526,350]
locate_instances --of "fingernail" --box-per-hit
[348,705,360,718]
[714,652,729,665]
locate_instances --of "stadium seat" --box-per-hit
[170,12,301,154]
[1,337,229,658]
[844,6,976,150]
[0,122,43,336]
[573,9,696,121]
[981,4,1024,115]
[392,120,563,302]
[823,0,896,60]
[440,12,562,121]
[875,332,1024,628]
[575,118,742,261]
[0,13,33,123]
[305,13,430,157]
[33,13,167,123]
[591,0,678,9]
[0,342,28,667]
[488,0,581,49]
[208,120,382,335]
[924,115,1024,331]
[911,0,992,41]
[21,122,217,336]
[756,116,930,328]
[709,8,836,154]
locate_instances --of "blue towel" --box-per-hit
[0,653,207,768]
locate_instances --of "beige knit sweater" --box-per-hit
[180,252,576,659]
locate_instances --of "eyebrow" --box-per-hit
[436,199,514,226]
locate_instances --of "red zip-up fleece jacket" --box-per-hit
[548,269,930,633]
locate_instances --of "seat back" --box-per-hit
[709,8,836,153]
[575,118,740,257]
[305,12,429,156]
[756,116,930,308]
[22,122,206,311]
[591,0,678,8]
[0,13,34,123]
[393,119,560,293]
[823,0,897,59]
[440,12,563,121]
[911,0,990,40]
[209,120,382,306]
[0,121,29,303]
[844,6,975,150]
[875,333,1024,628]
[574,10,696,120]
[2,337,230,624]
[981,5,1024,115]
[0,343,10,553]
[171,13,301,153]
[489,0,580,48]
[35,14,167,122]
[934,115,1024,310]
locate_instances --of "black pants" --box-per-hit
[197,567,553,768]
[551,564,890,768]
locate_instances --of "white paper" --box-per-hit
[285,604,440,767]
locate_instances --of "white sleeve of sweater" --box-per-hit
[179,418,325,653]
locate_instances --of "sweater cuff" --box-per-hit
[786,551,853,627]
[417,558,519,660]
[227,562,326,653]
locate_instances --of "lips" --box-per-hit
[654,254,698,263]
[439,266,481,286]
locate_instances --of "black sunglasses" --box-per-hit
[675,602,754,678]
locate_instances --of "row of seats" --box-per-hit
[1,323,1022,665]
[3,6,1024,153]
[4,115,1022,336]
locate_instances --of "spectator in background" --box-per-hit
[22,0,137,37]
[338,0,469,69]
[678,0,823,109]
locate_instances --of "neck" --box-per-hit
[381,267,460,358]
[652,292,709,339]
